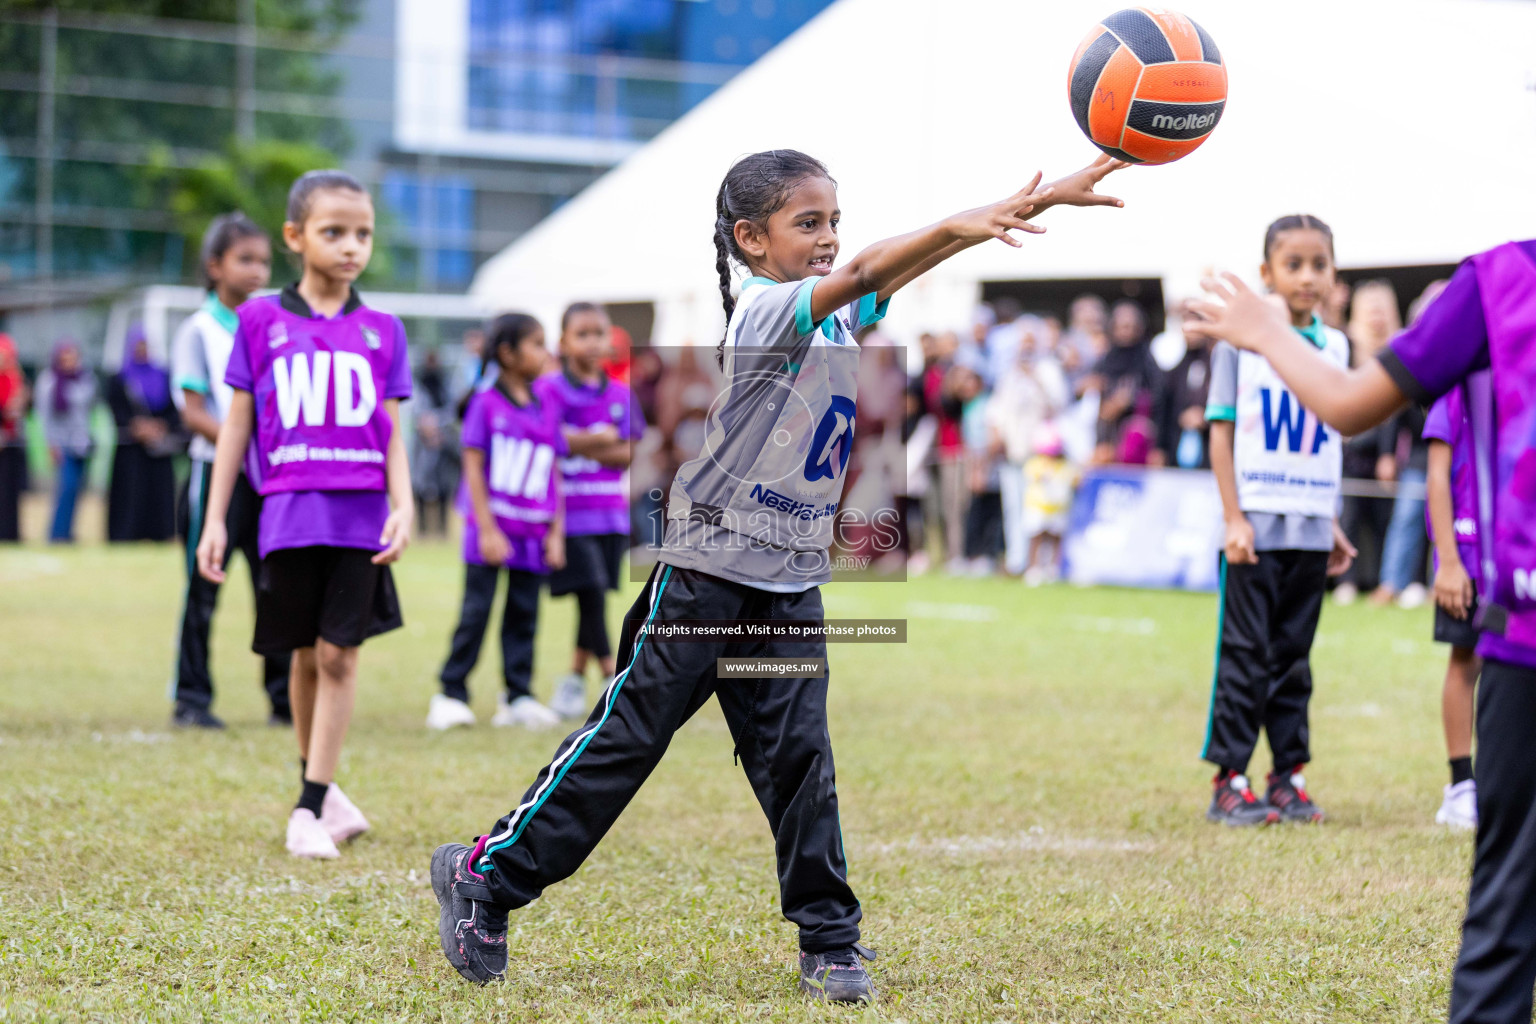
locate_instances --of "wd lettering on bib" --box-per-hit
[1260,388,1330,454]
[273,351,377,429]
[489,435,555,501]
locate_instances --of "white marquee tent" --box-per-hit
[472,0,1536,344]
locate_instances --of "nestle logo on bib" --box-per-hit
[361,326,381,350]
[1151,112,1216,132]
[268,323,288,349]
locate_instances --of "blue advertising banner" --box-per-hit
[1062,467,1225,592]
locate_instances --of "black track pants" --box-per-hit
[475,562,862,953]
[1451,660,1536,1024]
[1201,550,1329,775]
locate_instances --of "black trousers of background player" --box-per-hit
[1202,550,1329,775]
[1451,659,1536,1024]
[475,562,861,954]
[173,463,290,716]
[439,563,542,702]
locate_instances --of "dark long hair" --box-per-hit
[1263,213,1334,261]
[712,150,833,368]
[458,312,543,420]
[199,211,266,289]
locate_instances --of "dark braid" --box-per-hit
[711,149,835,369]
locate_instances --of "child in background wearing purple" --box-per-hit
[535,303,641,719]
[197,170,414,860]
[426,314,569,732]
[1425,389,1482,830]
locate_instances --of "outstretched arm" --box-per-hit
[875,156,1127,302]
[1186,273,1406,434]
[809,173,1053,322]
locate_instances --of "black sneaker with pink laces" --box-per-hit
[799,943,877,1003]
[1264,768,1325,823]
[1207,770,1279,826]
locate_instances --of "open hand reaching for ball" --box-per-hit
[1184,272,1294,354]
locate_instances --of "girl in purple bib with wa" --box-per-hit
[426,314,569,732]
[535,303,643,720]
[1190,239,1536,1024]
[196,170,414,862]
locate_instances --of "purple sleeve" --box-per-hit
[553,423,570,457]
[1422,394,1453,444]
[460,393,487,451]
[1379,259,1489,404]
[225,316,254,391]
[385,318,413,399]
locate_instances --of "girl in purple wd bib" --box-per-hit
[1189,240,1536,1024]
[426,313,569,732]
[197,170,414,861]
[536,303,642,720]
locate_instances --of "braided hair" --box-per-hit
[712,150,833,368]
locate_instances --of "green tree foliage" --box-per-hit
[0,0,360,280]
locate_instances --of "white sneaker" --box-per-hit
[1436,779,1478,830]
[491,695,562,730]
[286,808,340,859]
[1333,582,1358,606]
[321,783,370,844]
[1023,566,1049,587]
[425,694,477,731]
[1398,583,1429,610]
[550,673,589,719]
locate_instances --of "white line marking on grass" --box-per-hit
[90,730,172,744]
[0,552,64,583]
[905,601,999,621]
[869,827,1153,857]
[1066,615,1158,636]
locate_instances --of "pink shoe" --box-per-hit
[321,784,371,844]
[286,808,340,860]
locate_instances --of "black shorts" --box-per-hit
[253,546,403,655]
[1434,592,1482,650]
[549,532,626,596]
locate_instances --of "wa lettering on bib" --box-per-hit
[1232,326,1347,518]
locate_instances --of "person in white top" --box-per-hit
[167,212,289,730]
[1199,214,1358,827]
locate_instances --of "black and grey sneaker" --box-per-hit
[430,840,508,984]
[1264,768,1325,823]
[171,703,225,730]
[799,943,877,1003]
[1207,771,1279,826]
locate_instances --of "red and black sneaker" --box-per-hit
[1264,768,1325,823]
[1207,770,1280,826]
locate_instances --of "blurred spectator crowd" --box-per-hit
[0,278,1450,609]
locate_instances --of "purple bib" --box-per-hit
[533,368,643,537]
[1424,389,1481,586]
[459,386,568,572]
[1468,242,1536,651]
[235,295,402,495]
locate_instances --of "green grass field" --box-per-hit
[0,536,1469,1022]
